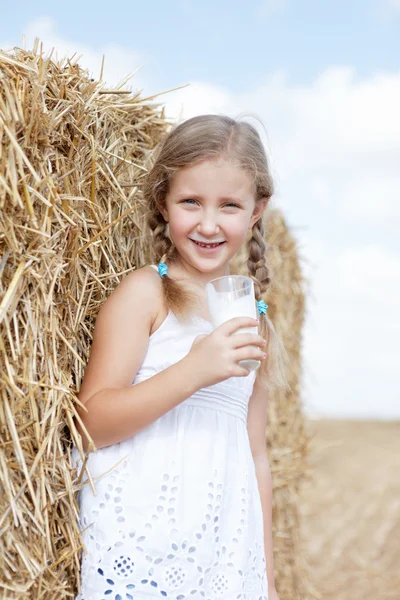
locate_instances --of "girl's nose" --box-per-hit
[197,212,220,235]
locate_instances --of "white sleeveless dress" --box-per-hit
[73,265,268,600]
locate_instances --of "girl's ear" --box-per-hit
[249,198,268,229]
[159,206,169,223]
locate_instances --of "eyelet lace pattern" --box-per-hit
[76,460,268,600]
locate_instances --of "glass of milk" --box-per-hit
[205,275,260,372]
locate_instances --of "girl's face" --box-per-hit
[161,157,267,279]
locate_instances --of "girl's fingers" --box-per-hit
[233,347,266,362]
[231,333,266,349]
[218,317,259,335]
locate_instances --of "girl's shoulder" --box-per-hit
[105,264,162,316]
[118,264,169,341]
[77,265,165,406]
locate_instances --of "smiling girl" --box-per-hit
[74,114,288,600]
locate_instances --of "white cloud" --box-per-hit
[301,241,400,418]
[162,82,232,124]
[339,173,400,225]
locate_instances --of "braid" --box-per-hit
[247,217,271,300]
[247,216,289,392]
[146,207,197,320]
[146,209,174,263]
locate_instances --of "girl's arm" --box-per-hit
[76,354,199,451]
[74,267,200,451]
[253,455,277,593]
[247,377,278,594]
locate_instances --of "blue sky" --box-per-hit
[3,0,400,90]
[1,1,400,419]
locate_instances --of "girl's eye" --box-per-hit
[182,199,240,209]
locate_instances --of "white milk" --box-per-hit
[206,284,260,372]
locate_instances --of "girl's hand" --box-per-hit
[185,316,267,388]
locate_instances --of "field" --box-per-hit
[299,419,400,600]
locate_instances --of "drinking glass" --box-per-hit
[205,275,260,372]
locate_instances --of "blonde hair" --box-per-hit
[144,114,289,392]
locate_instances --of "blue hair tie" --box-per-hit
[256,299,268,315]
[157,262,168,277]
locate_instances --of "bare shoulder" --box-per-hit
[104,264,162,315]
[78,265,164,405]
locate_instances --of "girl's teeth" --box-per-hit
[194,240,221,248]
[193,240,222,248]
